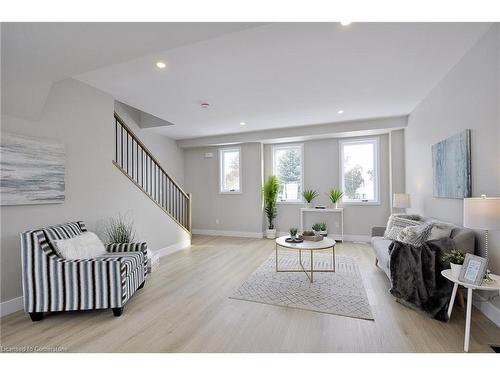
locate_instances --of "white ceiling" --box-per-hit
[1,22,263,119]
[2,23,491,139]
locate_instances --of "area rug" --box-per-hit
[230,251,374,320]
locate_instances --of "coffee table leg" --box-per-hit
[310,250,313,282]
[275,243,278,272]
[332,246,335,272]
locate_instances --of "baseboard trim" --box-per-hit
[473,297,500,327]
[155,239,191,258]
[0,296,23,317]
[192,229,263,239]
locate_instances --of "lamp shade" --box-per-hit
[393,193,411,209]
[463,196,500,230]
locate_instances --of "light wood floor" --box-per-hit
[1,235,499,352]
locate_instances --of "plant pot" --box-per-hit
[305,202,313,208]
[313,230,321,237]
[319,230,327,237]
[265,228,277,239]
[450,263,462,279]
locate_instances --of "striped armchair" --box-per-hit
[21,221,147,321]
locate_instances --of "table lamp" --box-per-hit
[463,195,500,259]
[393,193,411,213]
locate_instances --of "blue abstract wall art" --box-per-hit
[0,132,65,205]
[432,129,471,199]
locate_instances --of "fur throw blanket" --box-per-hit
[389,237,455,321]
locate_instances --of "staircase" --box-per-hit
[112,112,191,234]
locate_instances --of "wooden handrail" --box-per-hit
[114,112,189,199]
[113,111,192,233]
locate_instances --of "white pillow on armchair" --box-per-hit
[52,232,107,259]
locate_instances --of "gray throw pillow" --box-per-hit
[396,223,434,246]
[385,225,405,241]
[384,215,422,237]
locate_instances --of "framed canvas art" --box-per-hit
[0,132,65,205]
[432,129,471,199]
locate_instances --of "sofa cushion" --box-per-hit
[384,215,422,238]
[371,236,392,277]
[428,224,454,241]
[52,232,106,260]
[396,223,434,246]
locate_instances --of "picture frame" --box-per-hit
[458,254,488,286]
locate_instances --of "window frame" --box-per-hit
[219,146,242,194]
[339,137,380,205]
[272,143,304,204]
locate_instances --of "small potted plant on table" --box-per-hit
[328,189,344,209]
[303,189,319,208]
[442,250,465,279]
[312,223,322,236]
[319,222,327,237]
[289,227,298,239]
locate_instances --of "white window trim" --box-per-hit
[219,146,242,194]
[339,137,380,205]
[272,143,304,204]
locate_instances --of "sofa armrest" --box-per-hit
[371,226,386,237]
[106,242,147,254]
[106,242,148,277]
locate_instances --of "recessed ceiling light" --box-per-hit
[200,102,210,109]
[240,122,246,126]
[156,61,166,69]
[340,22,352,26]
[338,110,345,114]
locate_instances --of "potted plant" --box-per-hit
[303,189,319,208]
[289,227,298,239]
[319,222,327,237]
[263,175,280,239]
[312,223,322,236]
[328,188,344,209]
[442,250,466,278]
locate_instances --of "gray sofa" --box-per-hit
[371,216,475,278]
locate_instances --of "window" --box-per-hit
[219,147,241,193]
[272,144,303,202]
[340,138,379,204]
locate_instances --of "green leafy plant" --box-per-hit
[319,222,327,231]
[442,250,465,265]
[104,214,136,244]
[303,189,319,203]
[263,176,280,230]
[312,223,322,231]
[328,188,344,204]
[289,227,298,236]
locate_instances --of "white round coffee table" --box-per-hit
[275,236,336,282]
[441,269,500,352]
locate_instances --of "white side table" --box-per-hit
[441,269,500,352]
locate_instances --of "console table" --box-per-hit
[299,208,344,242]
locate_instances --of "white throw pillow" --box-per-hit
[53,232,106,260]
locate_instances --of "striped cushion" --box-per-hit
[42,221,85,257]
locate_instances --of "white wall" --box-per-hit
[263,134,394,238]
[183,142,263,236]
[406,25,500,273]
[0,79,190,303]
